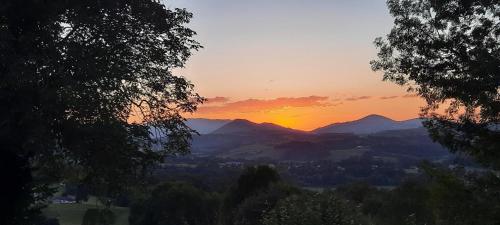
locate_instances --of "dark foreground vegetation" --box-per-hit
[51,164,499,225]
[2,0,499,224]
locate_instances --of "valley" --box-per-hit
[154,115,468,188]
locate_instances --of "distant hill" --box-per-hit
[187,116,449,162]
[211,119,304,135]
[191,119,311,157]
[365,127,448,158]
[313,114,423,134]
[370,127,430,137]
[186,118,232,134]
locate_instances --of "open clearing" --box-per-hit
[43,198,129,225]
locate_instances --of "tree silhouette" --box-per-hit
[263,191,365,225]
[371,0,500,168]
[222,166,281,225]
[0,0,202,224]
[129,182,220,225]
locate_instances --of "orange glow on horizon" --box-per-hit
[187,95,427,131]
[165,0,418,131]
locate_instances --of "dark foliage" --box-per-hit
[224,166,281,208]
[371,0,500,168]
[63,184,90,203]
[263,191,366,225]
[233,183,299,225]
[221,165,281,225]
[337,164,500,225]
[0,0,201,224]
[37,218,60,225]
[132,162,500,225]
[129,182,220,225]
[81,209,115,225]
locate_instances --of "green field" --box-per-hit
[43,198,129,225]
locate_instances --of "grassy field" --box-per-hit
[43,198,129,225]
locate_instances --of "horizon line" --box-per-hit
[187,113,423,132]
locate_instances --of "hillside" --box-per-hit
[186,118,232,134]
[211,119,304,135]
[313,114,422,134]
[190,117,447,162]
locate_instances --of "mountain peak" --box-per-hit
[232,119,255,124]
[211,119,259,134]
[186,118,232,134]
[211,119,302,134]
[360,114,394,121]
[313,114,422,134]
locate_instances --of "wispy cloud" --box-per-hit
[197,96,330,114]
[205,96,230,104]
[345,96,372,101]
[402,94,418,98]
[380,95,399,100]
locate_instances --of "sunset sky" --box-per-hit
[167,0,426,131]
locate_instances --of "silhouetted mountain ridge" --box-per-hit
[187,115,449,162]
[186,118,231,134]
[211,119,304,135]
[313,114,422,134]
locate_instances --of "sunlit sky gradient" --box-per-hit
[166,0,425,131]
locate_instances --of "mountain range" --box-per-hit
[312,114,422,134]
[211,119,306,134]
[185,118,231,134]
[187,115,448,162]
[187,114,423,135]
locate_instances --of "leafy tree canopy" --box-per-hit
[233,183,299,225]
[129,182,220,225]
[228,166,281,207]
[263,191,366,225]
[371,0,500,167]
[0,0,202,224]
[221,165,281,225]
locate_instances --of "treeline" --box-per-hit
[154,153,483,189]
[127,165,364,225]
[107,164,499,225]
[336,164,500,225]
